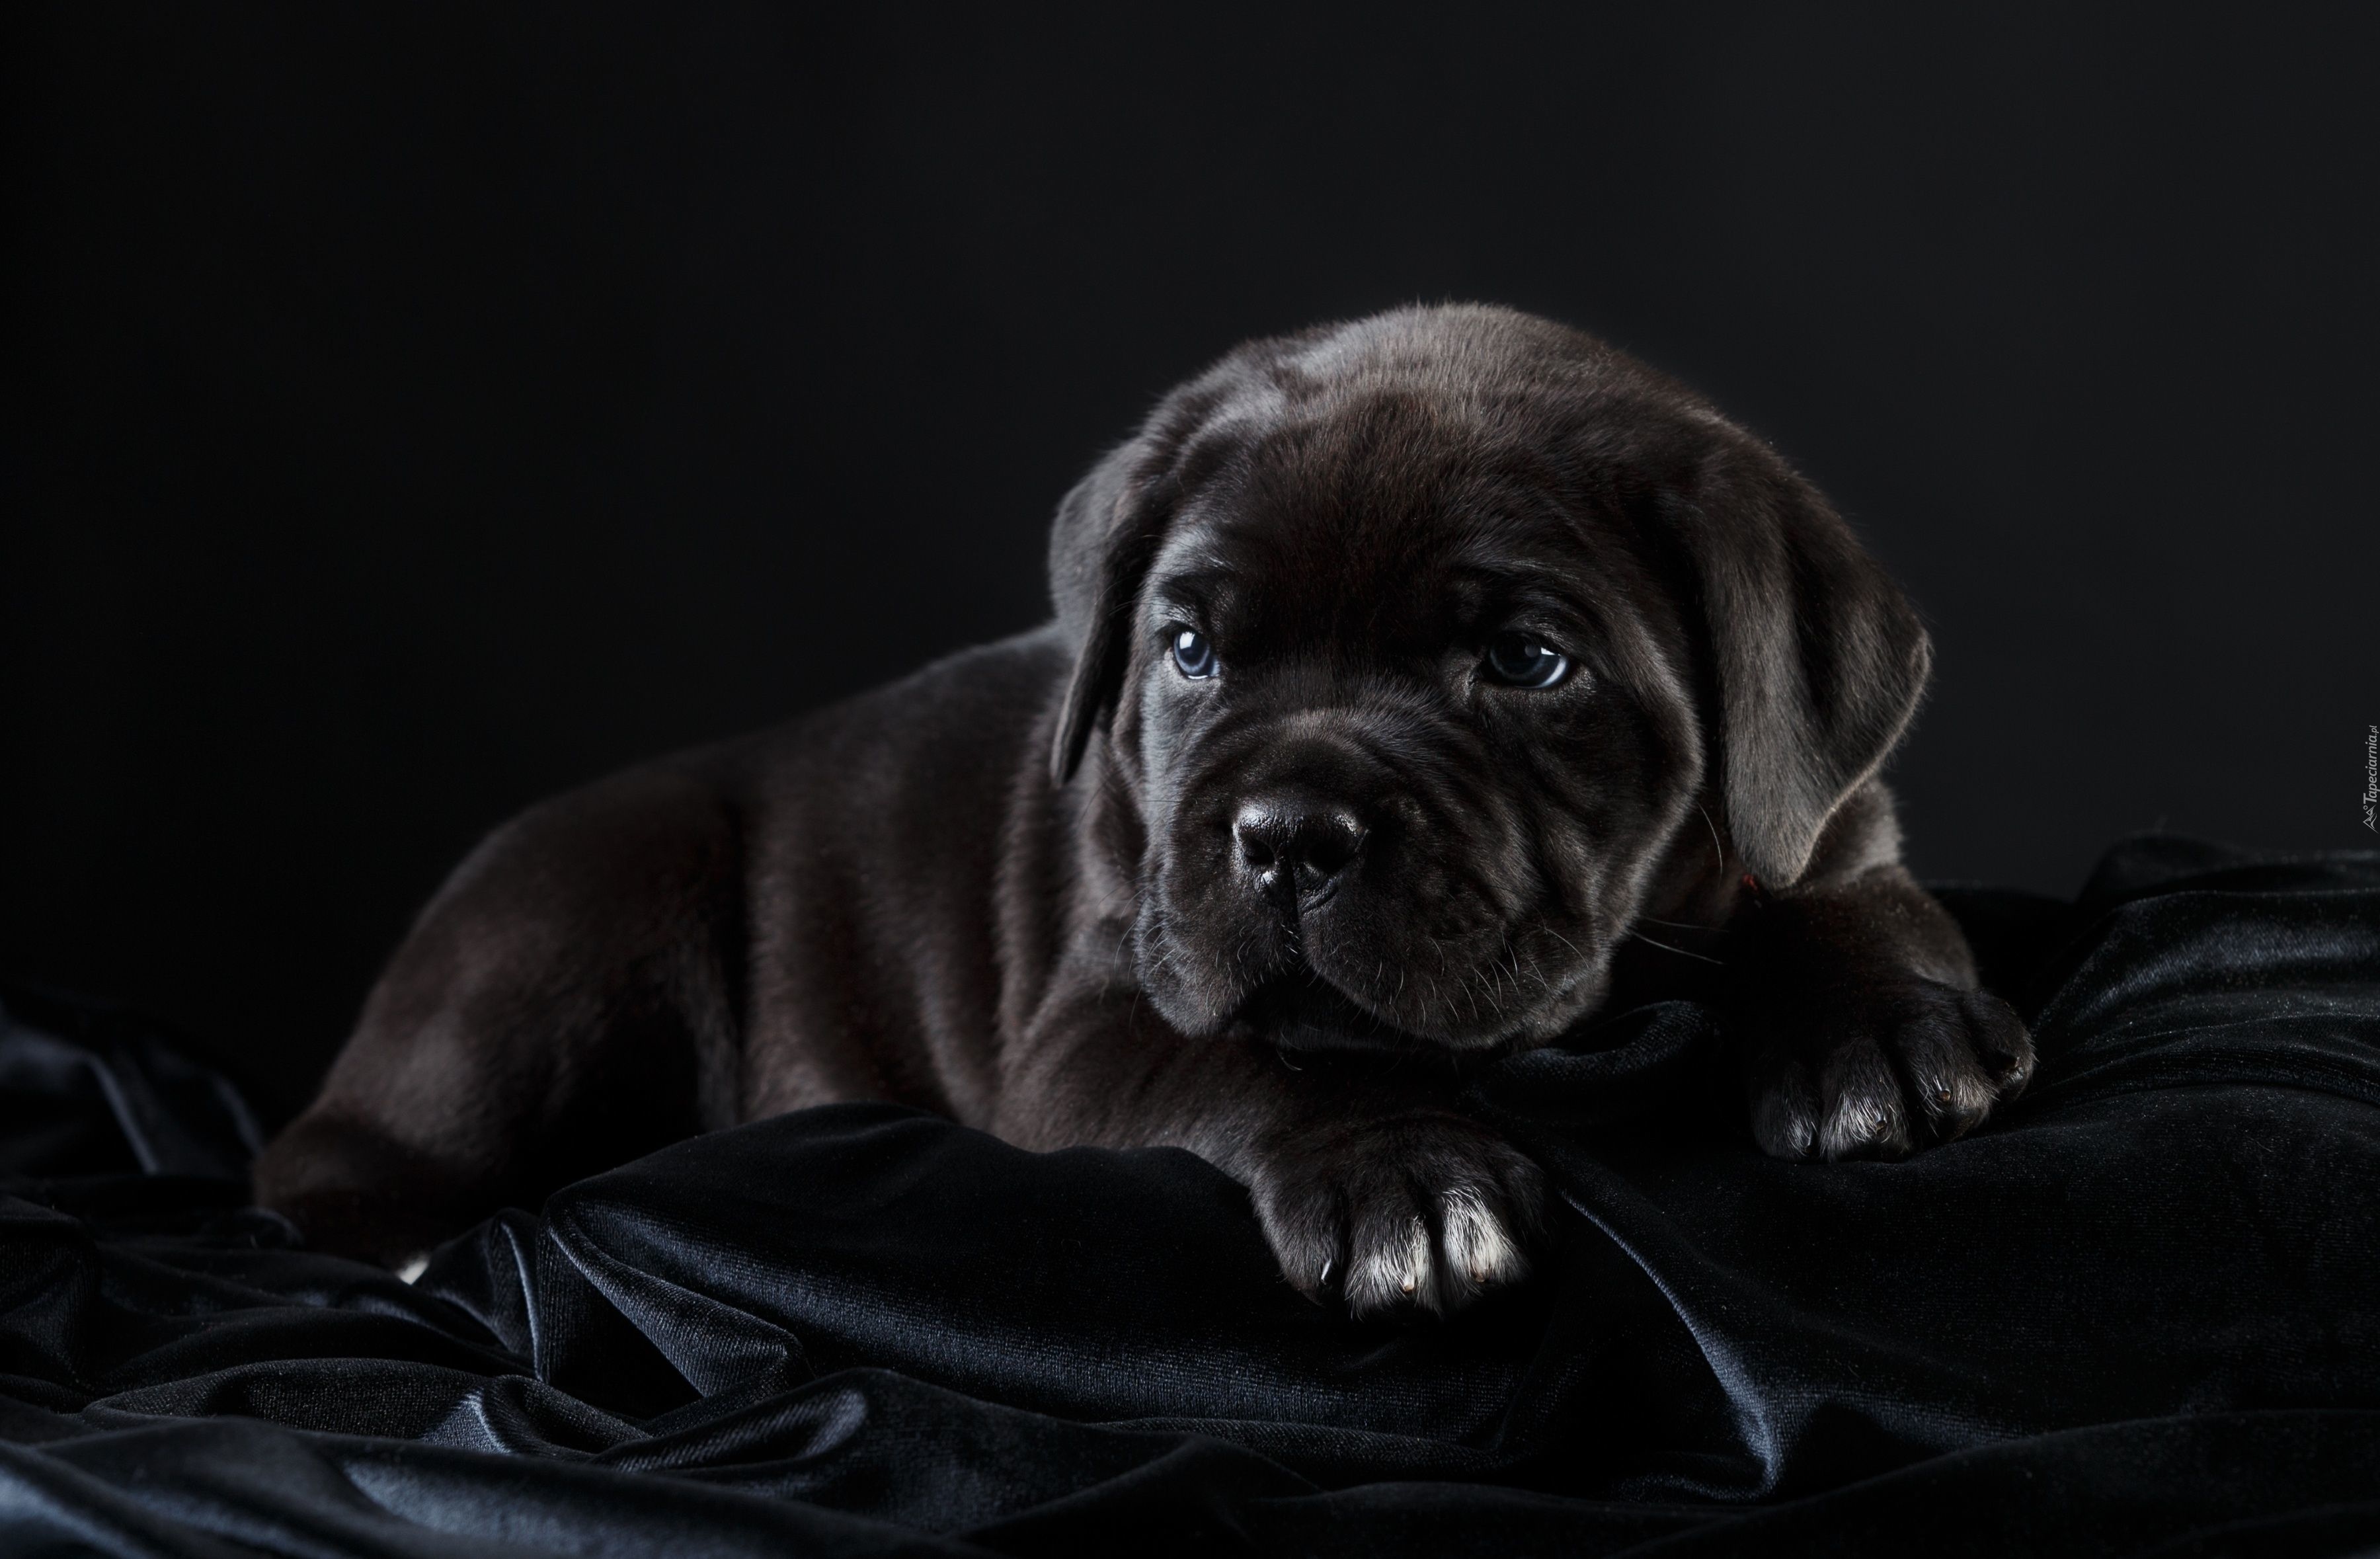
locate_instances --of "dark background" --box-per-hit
[7,4,2374,1118]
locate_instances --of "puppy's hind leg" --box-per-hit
[253,768,744,1267]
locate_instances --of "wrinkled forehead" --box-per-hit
[1144,389,1633,647]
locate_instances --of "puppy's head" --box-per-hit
[1051,305,1927,1053]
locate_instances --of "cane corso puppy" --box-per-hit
[255,304,2032,1314]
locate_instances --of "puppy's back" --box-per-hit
[254,625,1070,1265]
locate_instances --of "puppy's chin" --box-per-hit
[1142,955,1601,1058]
[1227,977,1443,1055]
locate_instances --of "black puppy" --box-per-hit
[256,305,2032,1315]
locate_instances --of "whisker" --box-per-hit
[1628,931,1725,966]
[1695,803,1726,876]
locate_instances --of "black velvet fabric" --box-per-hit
[5,836,2379,1556]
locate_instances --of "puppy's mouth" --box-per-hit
[1225,969,1438,1054]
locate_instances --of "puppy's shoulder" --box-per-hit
[465,627,1070,908]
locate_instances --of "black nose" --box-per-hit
[1233,797,1367,900]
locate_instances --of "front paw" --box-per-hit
[1746,979,2034,1161]
[1248,1112,1544,1317]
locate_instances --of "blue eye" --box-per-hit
[1483,632,1569,689]
[1171,628,1218,679]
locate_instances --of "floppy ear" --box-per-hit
[1047,362,1251,783]
[1670,446,1932,888]
[1048,440,1175,785]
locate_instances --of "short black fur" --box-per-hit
[257,305,2032,1315]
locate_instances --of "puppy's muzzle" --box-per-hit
[1232,791,1368,911]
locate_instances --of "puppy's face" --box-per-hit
[1051,305,1930,1058]
[1121,395,1702,1052]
